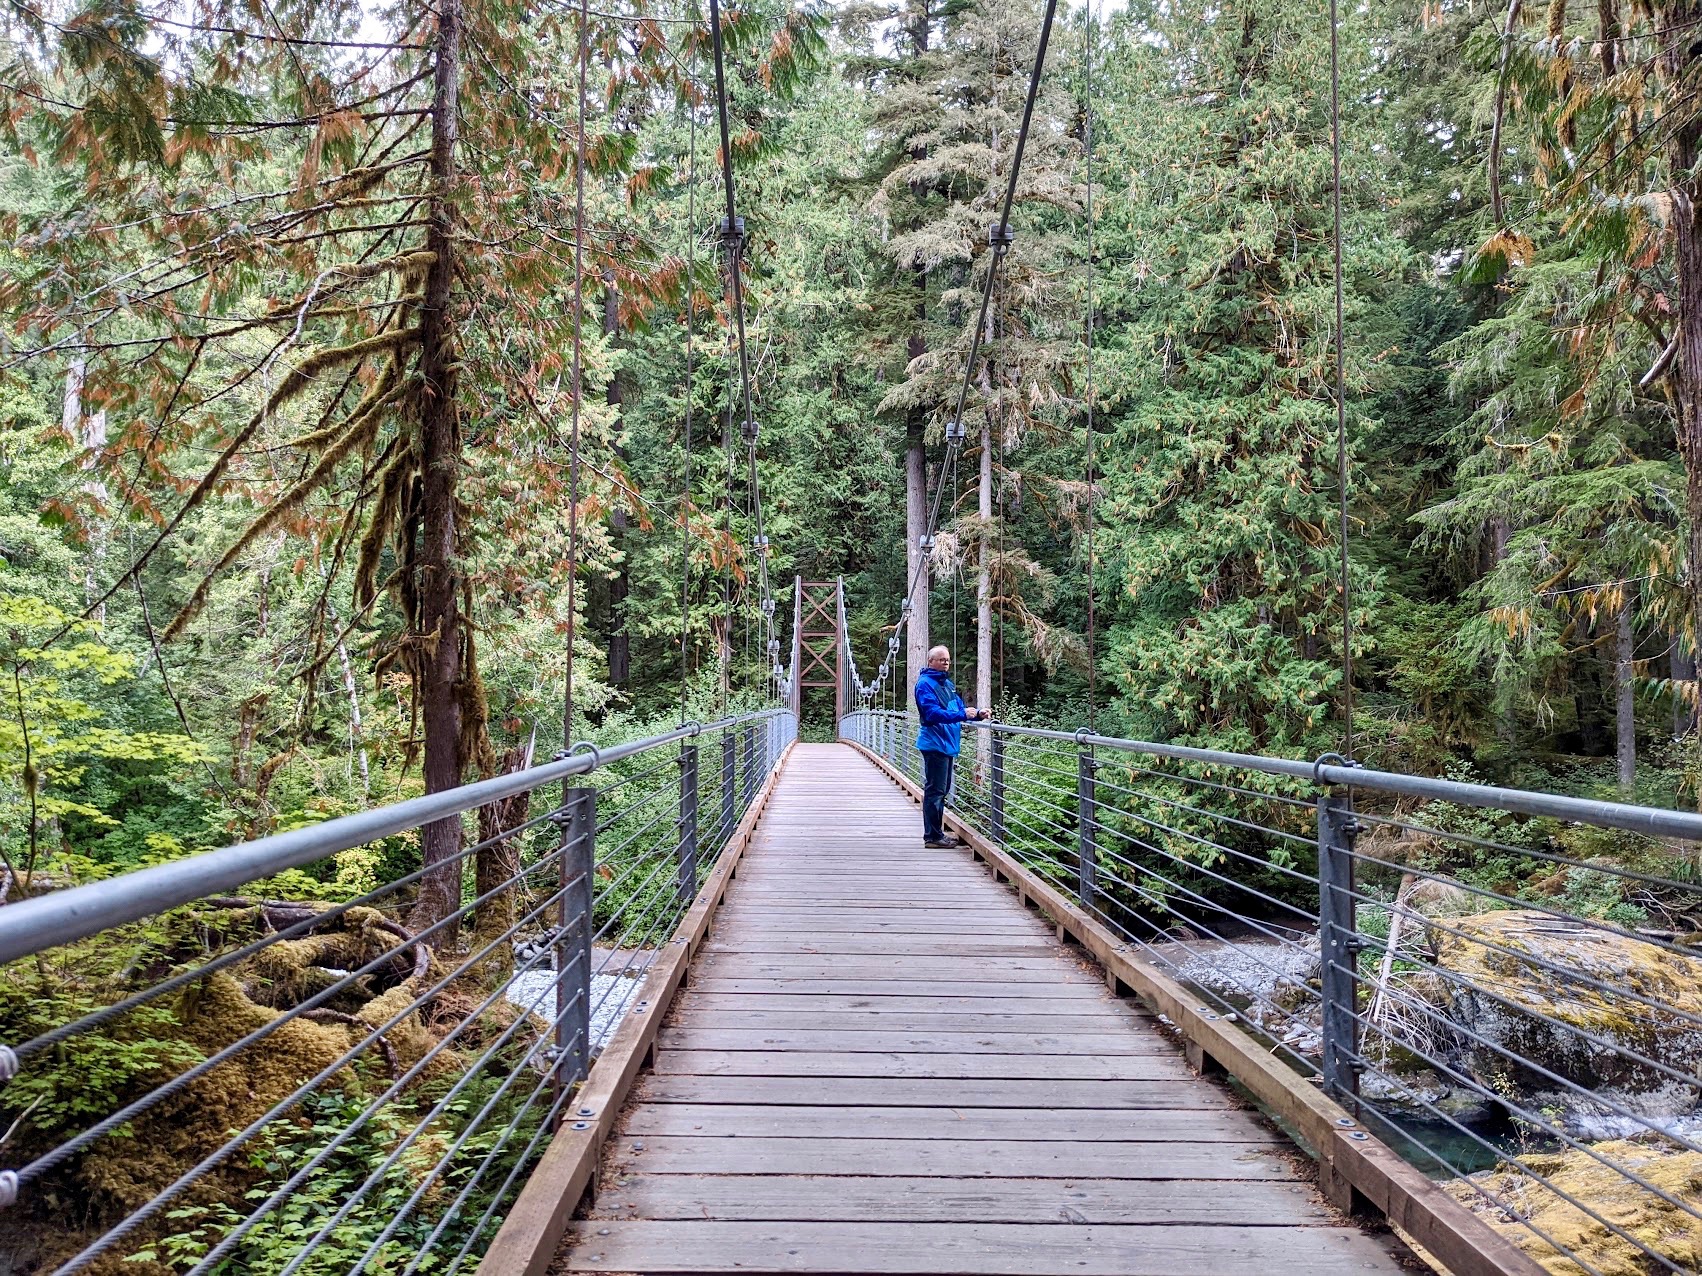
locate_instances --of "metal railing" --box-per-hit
[0,708,795,1276]
[842,708,1702,1276]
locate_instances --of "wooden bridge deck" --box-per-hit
[552,743,1412,1275]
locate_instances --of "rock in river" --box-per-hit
[1449,1138,1702,1276]
[1426,910,1702,1131]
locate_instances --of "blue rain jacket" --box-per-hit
[914,667,969,756]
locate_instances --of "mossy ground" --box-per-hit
[1449,1139,1702,1276]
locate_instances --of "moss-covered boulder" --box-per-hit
[1428,910,1702,1129]
[1448,1139,1702,1276]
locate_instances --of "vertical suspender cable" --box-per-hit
[742,479,752,692]
[993,0,1002,710]
[721,359,734,709]
[564,0,590,742]
[1328,0,1354,757]
[1084,0,1097,733]
[680,105,699,722]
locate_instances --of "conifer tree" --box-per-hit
[858,0,1082,720]
[1092,0,1395,754]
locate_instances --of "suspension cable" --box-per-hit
[861,0,1060,708]
[679,102,699,722]
[1329,0,1354,756]
[1084,0,1097,732]
[564,0,590,740]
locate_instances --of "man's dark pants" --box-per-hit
[921,749,954,843]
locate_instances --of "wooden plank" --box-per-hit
[692,957,1088,981]
[700,938,1058,955]
[658,1009,1145,1033]
[619,1104,1276,1142]
[684,986,1109,1007]
[673,992,1141,1016]
[655,1027,1173,1054]
[650,1050,1189,1080]
[598,1135,1297,1179]
[630,1073,1215,1108]
[557,1221,1406,1274]
[719,893,1017,905]
[709,915,1051,931]
[590,1175,1334,1225]
[711,921,1054,937]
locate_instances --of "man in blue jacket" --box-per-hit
[914,645,988,848]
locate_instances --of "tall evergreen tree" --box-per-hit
[858,0,1082,727]
[1092,0,1397,754]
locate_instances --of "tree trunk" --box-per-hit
[1574,624,1612,757]
[327,593,371,797]
[411,0,467,943]
[905,422,930,703]
[474,737,535,973]
[65,356,108,623]
[605,273,630,689]
[1616,594,1636,792]
[1488,510,1515,744]
[1672,639,1696,737]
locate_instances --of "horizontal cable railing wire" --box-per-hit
[839,708,1702,1275]
[0,708,796,1276]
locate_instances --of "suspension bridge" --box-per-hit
[1,589,1699,1275]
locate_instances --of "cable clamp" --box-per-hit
[0,1046,16,1086]
[0,1170,17,1209]
[917,535,934,551]
[1311,751,1360,788]
[945,418,966,443]
[718,215,746,245]
[753,534,769,554]
[987,222,1015,253]
[742,419,760,444]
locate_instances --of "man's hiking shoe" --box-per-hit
[924,836,962,849]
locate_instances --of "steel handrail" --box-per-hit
[0,709,783,965]
[851,710,1702,841]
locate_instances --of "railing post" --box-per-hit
[720,730,736,841]
[553,784,596,1121]
[990,733,1007,847]
[677,742,699,905]
[1318,786,1362,1107]
[1076,744,1099,911]
[742,721,757,805]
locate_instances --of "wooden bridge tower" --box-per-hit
[789,576,846,724]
